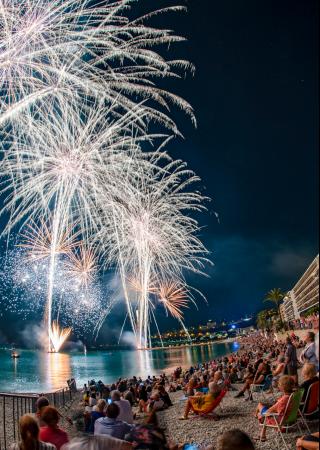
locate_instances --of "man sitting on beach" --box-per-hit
[111,390,134,424]
[94,403,133,440]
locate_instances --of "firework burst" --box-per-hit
[157,282,190,321]
[0,0,195,132]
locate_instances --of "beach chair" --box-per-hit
[299,381,319,433]
[250,374,274,402]
[259,389,304,450]
[191,389,227,420]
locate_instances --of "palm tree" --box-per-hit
[264,288,285,318]
[257,310,269,330]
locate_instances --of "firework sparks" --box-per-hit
[19,218,78,261]
[103,152,210,348]
[0,0,195,132]
[157,282,190,321]
[49,320,72,353]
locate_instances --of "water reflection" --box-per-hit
[43,352,71,391]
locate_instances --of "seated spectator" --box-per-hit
[180,382,222,420]
[205,429,255,450]
[88,399,106,433]
[186,375,198,396]
[300,364,319,404]
[296,433,320,450]
[234,366,255,398]
[147,392,165,413]
[62,410,132,450]
[126,424,173,450]
[89,393,97,408]
[254,375,294,442]
[138,385,149,413]
[111,390,134,424]
[34,397,50,426]
[40,406,69,450]
[10,415,56,450]
[158,385,172,407]
[94,403,133,440]
[124,386,136,406]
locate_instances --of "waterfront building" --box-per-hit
[281,254,319,322]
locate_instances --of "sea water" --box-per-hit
[0,341,239,393]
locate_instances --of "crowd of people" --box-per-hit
[288,313,319,331]
[10,328,319,450]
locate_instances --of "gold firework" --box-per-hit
[20,219,78,261]
[158,282,190,320]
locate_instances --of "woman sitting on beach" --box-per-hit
[40,406,69,450]
[10,415,56,450]
[179,382,222,420]
[254,375,294,442]
[87,399,106,433]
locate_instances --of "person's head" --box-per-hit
[96,399,106,412]
[305,332,315,343]
[278,355,285,363]
[19,415,40,449]
[111,390,121,402]
[214,429,255,450]
[302,363,317,381]
[40,406,60,428]
[36,396,49,413]
[90,392,96,399]
[278,375,294,394]
[106,403,120,419]
[286,337,292,345]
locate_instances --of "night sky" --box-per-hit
[0,0,318,344]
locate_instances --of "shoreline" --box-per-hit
[142,336,237,351]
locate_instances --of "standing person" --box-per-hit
[10,415,56,450]
[285,336,298,385]
[40,407,69,450]
[300,332,319,367]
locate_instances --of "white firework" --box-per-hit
[102,151,210,348]
[0,0,195,132]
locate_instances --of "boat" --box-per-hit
[11,348,20,359]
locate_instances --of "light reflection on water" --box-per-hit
[0,341,238,393]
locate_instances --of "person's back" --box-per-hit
[40,406,69,450]
[10,415,56,450]
[94,403,132,440]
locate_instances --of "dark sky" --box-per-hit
[0,0,318,343]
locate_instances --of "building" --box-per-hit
[281,255,319,322]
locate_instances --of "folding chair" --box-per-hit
[250,374,275,401]
[259,389,304,450]
[299,381,319,433]
[191,389,227,420]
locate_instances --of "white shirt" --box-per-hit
[114,399,134,424]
